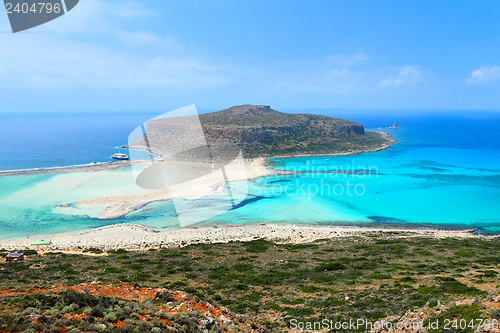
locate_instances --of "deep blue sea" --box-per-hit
[1,110,499,240]
[0,112,157,171]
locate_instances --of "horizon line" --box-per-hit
[3,107,500,116]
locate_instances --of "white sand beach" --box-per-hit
[0,223,487,253]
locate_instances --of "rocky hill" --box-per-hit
[0,283,268,333]
[129,104,395,160]
[200,105,364,133]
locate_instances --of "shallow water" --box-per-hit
[0,111,499,240]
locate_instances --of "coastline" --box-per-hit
[0,223,488,253]
[0,131,495,249]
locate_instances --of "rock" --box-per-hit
[219,314,231,324]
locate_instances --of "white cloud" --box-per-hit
[0,0,230,91]
[464,66,500,85]
[271,57,435,97]
[0,36,227,90]
[379,65,422,87]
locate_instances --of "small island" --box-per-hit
[128,104,397,159]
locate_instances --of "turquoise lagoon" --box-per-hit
[1,111,499,240]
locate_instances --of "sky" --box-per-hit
[0,0,499,113]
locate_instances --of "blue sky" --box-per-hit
[1,0,500,112]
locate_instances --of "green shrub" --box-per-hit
[425,304,484,333]
[286,307,315,317]
[244,239,271,253]
[107,249,128,255]
[104,266,123,274]
[22,307,40,315]
[232,263,254,272]
[90,307,104,318]
[399,276,417,283]
[315,262,346,271]
[299,285,322,293]
[21,250,38,256]
[104,312,117,323]
[418,278,484,296]
[61,305,73,314]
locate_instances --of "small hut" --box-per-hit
[6,253,25,262]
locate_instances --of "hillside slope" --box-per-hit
[200,105,392,158]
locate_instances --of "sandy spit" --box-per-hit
[72,158,273,219]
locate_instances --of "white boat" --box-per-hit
[112,152,129,160]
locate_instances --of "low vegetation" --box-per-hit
[2,235,500,332]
